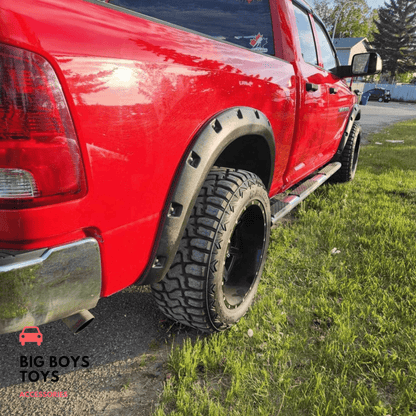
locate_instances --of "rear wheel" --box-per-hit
[332,122,361,183]
[151,168,271,332]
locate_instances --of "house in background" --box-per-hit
[333,37,372,65]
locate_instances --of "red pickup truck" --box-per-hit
[0,0,381,335]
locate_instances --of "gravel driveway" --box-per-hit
[0,100,415,416]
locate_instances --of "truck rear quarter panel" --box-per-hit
[0,0,297,296]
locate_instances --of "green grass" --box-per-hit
[154,120,416,416]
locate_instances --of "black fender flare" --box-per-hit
[332,104,361,160]
[138,106,275,285]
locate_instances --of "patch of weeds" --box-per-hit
[140,355,148,367]
[121,379,130,391]
[149,339,160,350]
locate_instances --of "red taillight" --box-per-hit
[0,43,86,208]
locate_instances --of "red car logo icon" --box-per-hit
[19,326,43,346]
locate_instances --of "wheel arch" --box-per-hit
[332,103,361,161]
[138,107,275,285]
[214,133,273,190]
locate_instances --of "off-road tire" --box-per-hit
[332,122,361,183]
[151,168,271,333]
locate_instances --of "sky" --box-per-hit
[362,0,387,8]
[312,0,388,9]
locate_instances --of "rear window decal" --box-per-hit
[249,33,268,53]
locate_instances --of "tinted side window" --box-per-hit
[110,0,275,56]
[293,5,317,66]
[314,20,338,71]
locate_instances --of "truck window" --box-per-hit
[109,0,275,56]
[293,4,318,66]
[314,20,338,71]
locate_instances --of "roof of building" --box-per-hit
[333,37,367,49]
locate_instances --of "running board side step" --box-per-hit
[270,162,341,227]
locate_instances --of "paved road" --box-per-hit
[358,101,416,139]
[0,285,198,415]
[0,286,165,389]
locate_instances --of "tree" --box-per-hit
[313,0,377,40]
[332,0,376,39]
[313,0,334,30]
[396,71,415,82]
[371,0,416,77]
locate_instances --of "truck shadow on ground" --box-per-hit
[0,286,200,389]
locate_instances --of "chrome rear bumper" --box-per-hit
[0,238,101,334]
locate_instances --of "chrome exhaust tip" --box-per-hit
[62,310,94,334]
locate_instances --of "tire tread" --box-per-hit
[151,168,267,332]
[332,122,361,183]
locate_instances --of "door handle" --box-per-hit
[306,83,319,92]
[330,87,338,94]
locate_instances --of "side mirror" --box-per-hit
[333,52,383,78]
[351,52,382,76]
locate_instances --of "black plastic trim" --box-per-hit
[332,104,361,160]
[334,66,354,78]
[292,0,313,13]
[306,83,319,92]
[138,107,275,285]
